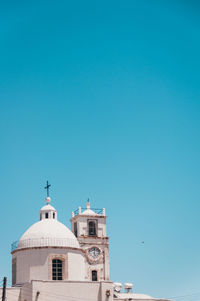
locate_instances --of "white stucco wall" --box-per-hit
[0,287,20,301]
[31,280,113,301]
[13,247,85,285]
[20,283,32,301]
[1,281,112,301]
[0,283,172,301]
[68,251,85,280]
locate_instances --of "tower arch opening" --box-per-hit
[88,221,96,236]
[92,270,98,281]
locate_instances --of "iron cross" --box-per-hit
[44,181,51,197]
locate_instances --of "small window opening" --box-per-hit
[52,259,63,280]
[12,259,16,285]
[74,222,77,237]
[45,212,48,219]
[88,221,96,236]
[92,270,97,281]
[40,213,42,220]
[53,212,55,219]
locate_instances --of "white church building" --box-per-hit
[0,194,172,301]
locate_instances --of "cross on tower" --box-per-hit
[44,181,51,197]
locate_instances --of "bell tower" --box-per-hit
[70,201,109,281]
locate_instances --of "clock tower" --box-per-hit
[70,201,109,281]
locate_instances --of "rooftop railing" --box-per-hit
[73,207,103,216]
[11,241,19,252]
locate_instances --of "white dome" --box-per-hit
[18,219,80,249]
[40,204,56,211]
[82,208,97,216]
[81,201,98,216]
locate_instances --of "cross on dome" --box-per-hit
[44,181,51,204]
[44,180,51,197]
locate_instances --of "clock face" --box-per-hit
[89,247,100,259]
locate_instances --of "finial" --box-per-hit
[44,180,51,197]
[46,197,51,204]
[86,198,90,209]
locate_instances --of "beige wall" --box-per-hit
[31,280,113,301]
[13,247,85,285]
[0,287,20,301]
[68,251,85,280]
[1,281,113,301]
[0,282,172,301]
[20,283,32,301]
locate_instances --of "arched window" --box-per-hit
[52,259,62,280]
[53,212,55,219]
[92,270,97,281]
[45,212,48,219]
[88,221,96,236]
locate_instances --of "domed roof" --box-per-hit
[18,219,80,249]
[82,208,97,215]
[40,204,56,211]
[82,201,98,216]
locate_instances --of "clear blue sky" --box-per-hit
[0,1,200,300]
